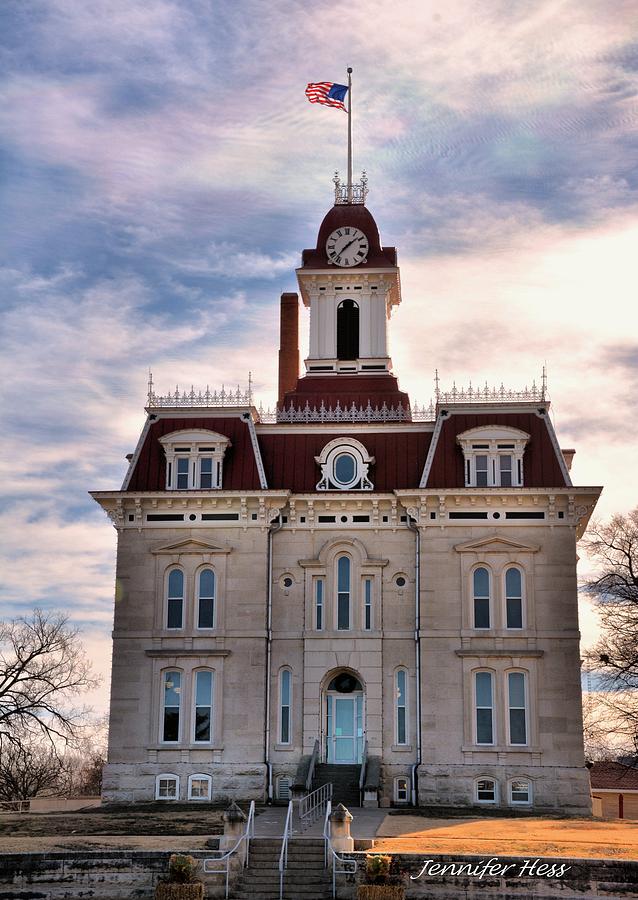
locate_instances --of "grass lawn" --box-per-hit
[373,814,638,860]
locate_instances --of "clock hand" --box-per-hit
[340,237,359,252]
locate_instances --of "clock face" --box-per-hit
[326,227,369,267]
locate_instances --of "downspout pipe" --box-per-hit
[265,514,283,803]
[407,516,422,807]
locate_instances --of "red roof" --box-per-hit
[301,204,397,269]
[258,429,432,493]
[590,762,638,791]
[426,411,568,489]
[127,416,262,491]
[280,374,411,414]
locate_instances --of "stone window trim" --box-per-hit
[160,429,231,491]
[458,549,534,635]
[394,667,409,747]
[188,773,212,801]
[457,425,530,488]
[300,537,387,634]
[277,667,293,747]
[471,564,492,631]
[506,669,529,747]
[154,661,224,750]
[195,565,217,630]
[157,552,227,635]
[473,669,495,746]
[503,565,525,630]
[160,669,183,744]
[192,668,215,745]
[165,566,185,631]
[466,663,535,750]
[315,437,375,491]
[474,776,498,804]
[155,773,179,800]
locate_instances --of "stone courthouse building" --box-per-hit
[93,175,601,813]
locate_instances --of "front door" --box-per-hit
[326,693,364,763]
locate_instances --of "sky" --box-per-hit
[1,0,637,716]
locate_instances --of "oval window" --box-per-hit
[334,453,356,484]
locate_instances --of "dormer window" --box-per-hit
[315,438,374,491]
[457,426,529,488]
[160,430,231,490]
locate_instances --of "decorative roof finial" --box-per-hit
[333,170,369,205]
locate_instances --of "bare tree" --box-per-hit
[0,609,99,750]
[583,508,638,749]
[0,739,64,802]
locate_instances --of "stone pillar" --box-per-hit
[329,803,354,852]
[219,801,248,865]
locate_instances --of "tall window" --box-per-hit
[473,567,490,629]
[166,569,184,629]
[475,671,493,745]
[396,669,407,745]
[337,556,351,630]
[475,454,489,487]
[193,670,213,742]
[364,578,372,631]
[505,568,523,629]
[176,457,190,489]
[197,568,216,628]
[337,299,359,360]
[315,578,324,631]
[508,672,527,745]
[162,671,181,742]
[279,669,291,744]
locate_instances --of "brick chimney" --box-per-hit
[278,292,299,407]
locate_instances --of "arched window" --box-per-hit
[475,777,497,803]
[507,671,528,745]
[197,568,216,629]
[156,773,179,800]
[279,669,292,745]
[473,567,490,629]
[193,670,214,743]
[395,669,408,745]
[166,569,184,629]
[337,299,359,360]
[474,671,494,745]
[505,567,523,629]
[315,578,324,631]
[188,773,212,800]
[363,578,373,631]
[162,671,181,742]
[337,556,351,630]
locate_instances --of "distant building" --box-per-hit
[591,761,638,819]
[93,175,601,813]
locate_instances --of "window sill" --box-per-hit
[391,744,413,752]
[462,744,541,754]
[274,743,295,752]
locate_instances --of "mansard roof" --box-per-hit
[279,373,411,415]
[122,404,574,494]
[423,408,570,489]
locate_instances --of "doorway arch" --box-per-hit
[322,669,365,764]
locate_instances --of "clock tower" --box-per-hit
[295,173,402,379]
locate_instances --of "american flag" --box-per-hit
[305,82,349,112]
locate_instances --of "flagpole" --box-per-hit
[347,67,353,203]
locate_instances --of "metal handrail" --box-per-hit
[203,800,255,899]
[0,800,30,813]
[358,739,368,800]
[299,782,332,831]
[306,738,320,791]
[322,799,357,899]
[278,799,293,900]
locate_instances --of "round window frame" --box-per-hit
[327,446,363,490]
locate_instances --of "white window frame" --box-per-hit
[475,777,498,804]
[474,670,495,746]
[336,555,352,630]
[457,426,529,488]
[395,668,408,746]
[472,565,491,630]
[315,437,374,491]
[507,670,529,746]
[363,577,373,631]
[509,778,532,806]
[504,566,525,630]
[279,668,292,746]
[166,567,184,630]
[196,567,216,630]
[160,429,231,490]
[314,577,324,631]
[192,669,214,744]
[161,670,182,744]
[155,773,179,800]
[188,773,212,801]
[394,776,409,804]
